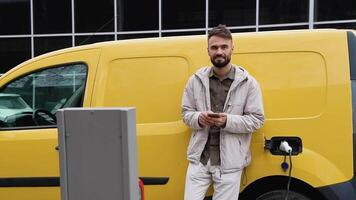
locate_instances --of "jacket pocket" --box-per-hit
[221,133,244,171]
[238,134,252,167]
[187,132,197,154]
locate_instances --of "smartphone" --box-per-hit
[207,113,220,118]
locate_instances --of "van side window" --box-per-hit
[0,63,87,128]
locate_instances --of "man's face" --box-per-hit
[208,36,234,68]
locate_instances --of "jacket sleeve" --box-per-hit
[181,76,204,130]
[222,77,264,133]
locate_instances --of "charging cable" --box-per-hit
[279,141,293,200]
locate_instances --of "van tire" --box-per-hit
[256,189,310,200]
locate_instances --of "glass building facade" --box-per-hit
[0,0,355,72]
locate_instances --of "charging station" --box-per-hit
[57,108,138,200]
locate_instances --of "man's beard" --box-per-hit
[211,55,231,68]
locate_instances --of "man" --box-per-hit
[182,25,264,200]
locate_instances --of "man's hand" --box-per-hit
[199,112,215,127]
[210,113,227,128]
[199,112,227,128]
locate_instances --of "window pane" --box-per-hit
[0,0,30,35]
[315,23,356,29]
[315,0,356,21]
[0,64,87,128]
[75,35,115,46]
[259,0,308,24]
[162,31,205,37]
[352,81,356,134]
[209,0,256,27]
[117,33,158,40]
[34,37,72,56]
[75,0,114,33]
[117,0,158,31]
[34,0,72,34]
[259,25,308,31]
[162,0,205,29]
[231,28,256,33]
[0,38,31,73]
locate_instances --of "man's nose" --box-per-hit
[216,48,224,55]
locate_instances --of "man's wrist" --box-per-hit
[198,120,204,128]
[220,121,226,128]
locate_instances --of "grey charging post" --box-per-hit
[57,108,138,200]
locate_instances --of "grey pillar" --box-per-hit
[57,108,138,200]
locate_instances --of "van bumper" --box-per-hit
[317,176,356,200]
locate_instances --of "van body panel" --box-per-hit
[0,30,354,199]
[234,51,327,119]
[94,56,189,123]
[231,31,354,190]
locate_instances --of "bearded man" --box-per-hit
[182,24,265,200]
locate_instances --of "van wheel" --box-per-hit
[256,190,310,200]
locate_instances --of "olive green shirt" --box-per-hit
[200,67,235,166]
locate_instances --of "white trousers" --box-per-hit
[184,160,243,200]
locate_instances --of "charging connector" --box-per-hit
[279,141,293,200]
[279,140,292,153]
[264,137,302,156]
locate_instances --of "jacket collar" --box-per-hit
[209,66,236,80]
[195,64,249,89]
[194,65,249,111]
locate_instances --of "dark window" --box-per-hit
[209,0,256,27]
[34,37,72,56]
[230,28,256,33]
[259,25,309,31]
[75,35,115,46]
[0,0,30,35]
[0,38,31,73]
[315,23,356,29]
[162,0,205,29]
[75,0,114,33]
[34,0,72,34]
[162,31,205,37]
[259,0,308,24]
[315,0,356,21]
[117,33,158,40]
[0,64,87,128]
[352,80,356,174]
[117,0,158,31]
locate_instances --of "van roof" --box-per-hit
[4,29,351,76]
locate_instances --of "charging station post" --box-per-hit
[57,108,139,200]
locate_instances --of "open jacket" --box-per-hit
[182,65,264,173]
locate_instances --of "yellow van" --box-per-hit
[0,29,355,200]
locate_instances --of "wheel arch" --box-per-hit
[239,175,326,200]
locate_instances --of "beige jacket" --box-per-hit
[182,65,264,173]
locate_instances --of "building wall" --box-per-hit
[0,0,355,73]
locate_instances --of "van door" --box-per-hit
[0,48,100,200]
